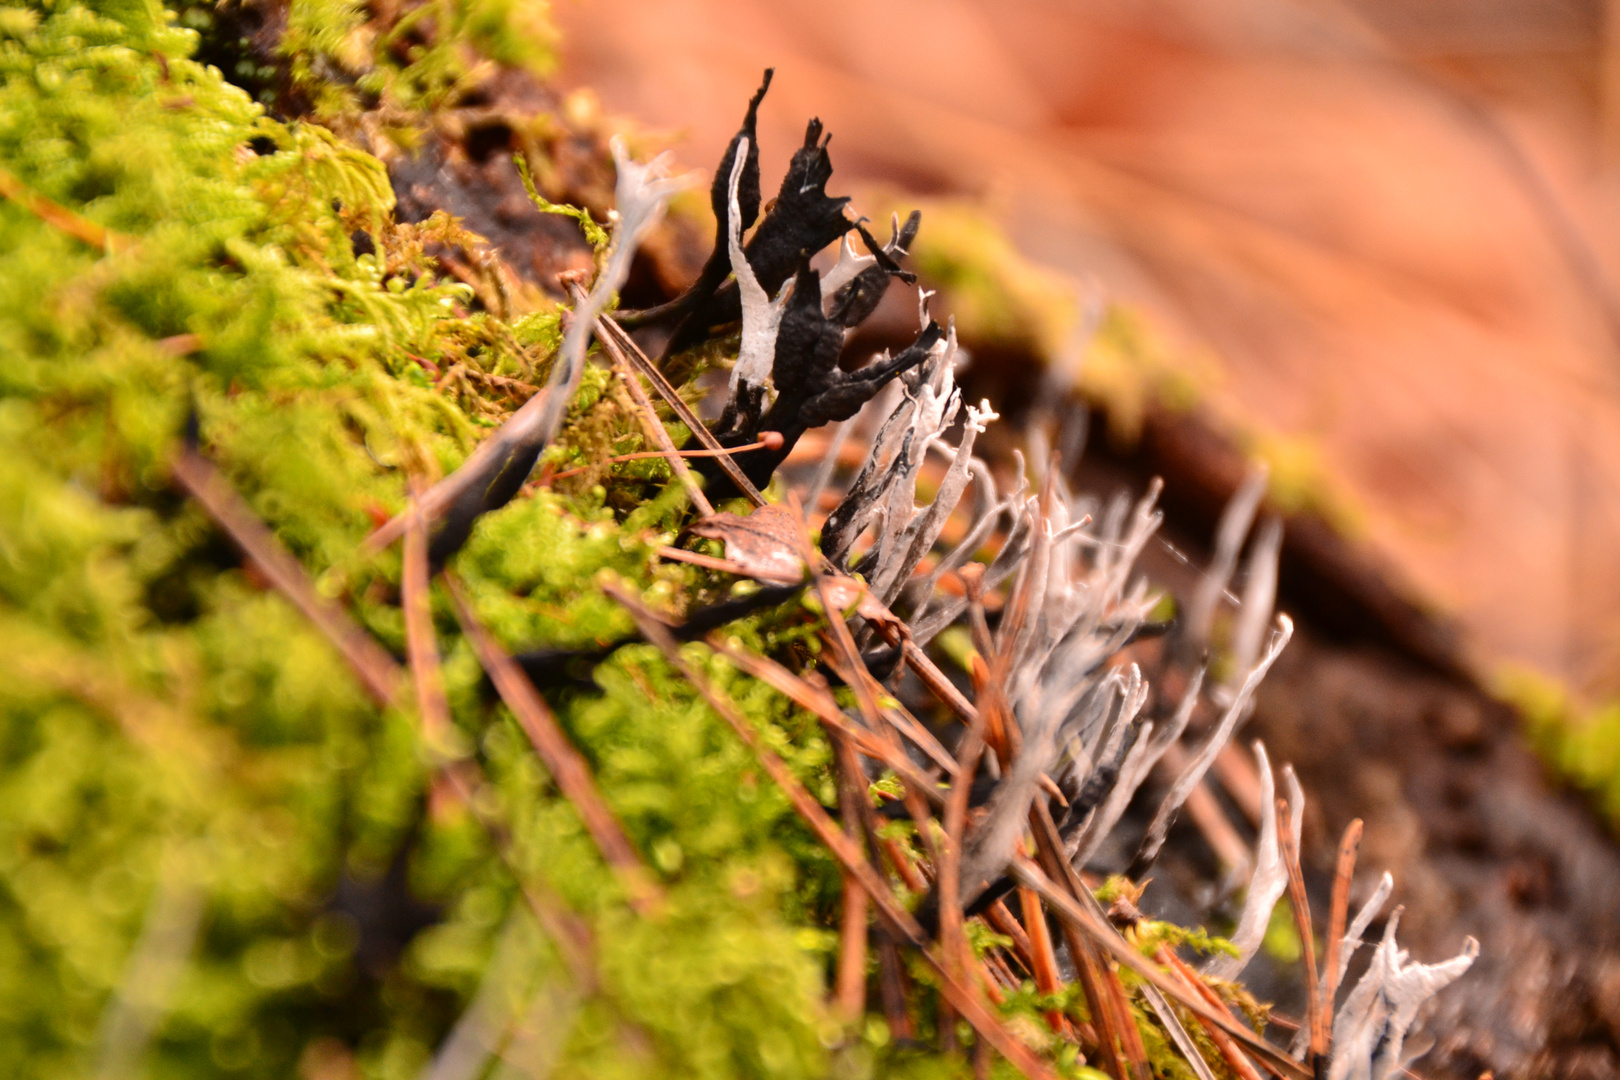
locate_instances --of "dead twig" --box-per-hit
[171,446,404,708]
[595,313,768,506]
[981,899,1037,975]
[1320,817,1364,1056]
[1138,976,1220,1080]
[443,575,663,917]
[817,636,961,775]
[657,546,761,575]
[1277,792,1321,1070]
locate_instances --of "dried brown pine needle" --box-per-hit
[608,580,1060,1080]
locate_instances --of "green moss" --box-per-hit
[1238,429,1365,539]
[1495,666,1620,829]
[878,202,1368,545]
[1078,306,1214,447]
[0,1,847,1074]
[1260,898,1302,966]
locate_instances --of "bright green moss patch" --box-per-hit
[0,2,858,1075]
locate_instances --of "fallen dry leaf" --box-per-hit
[688,504,806,582]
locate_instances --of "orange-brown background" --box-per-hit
[551,0,1620,701]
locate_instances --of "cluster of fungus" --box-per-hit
[368,71,1480,1080]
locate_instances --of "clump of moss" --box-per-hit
[0,2,853,1076]
[1495,666,1620,829]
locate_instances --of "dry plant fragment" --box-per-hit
[444,577,664,916]
[171,444,405,709]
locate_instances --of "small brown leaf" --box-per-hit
[688,504,805,583]
[685,503,911,643]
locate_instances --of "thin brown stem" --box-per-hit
[816,636,960,775]
[1321,817,1364,1055]
[982,899,1037,975]
[0,165,130,252]
[876,933,914,1041]
[548,435,782,481]
[402,491,453,742]
[599,338,714,516]
[940,682,987,982]
[443,575,663,917]
[1017,884,1072,1037]
[1278,796,1321,1071]
[608,582,1060,1080]
[657,546,760,575]
[594,313,767,506]
[171,446,404,708]
[832,733,871,1023]
[1102,958,1151,1080]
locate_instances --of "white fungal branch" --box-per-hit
[1338,873,1396,988]
[1228,514,1283,692]
[724,137,791,406]
[818,233,876,301]
[805,322,1476,1080]
[869,397,998,607]
[1069,666,1205,868]
[1205,742,1289,981]
[822,329,959,567]
[538,137,695,446]
[1329,907,1478,1080]
[1132,614,1294,872]
[1183,465,1269,658]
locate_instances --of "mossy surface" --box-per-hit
[0,2,857,1076]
